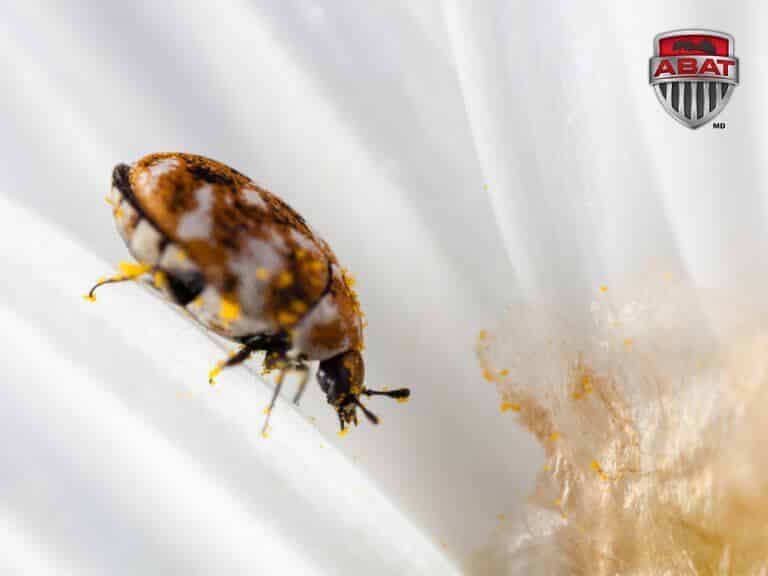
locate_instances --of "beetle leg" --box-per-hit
[84,261,152,302]
[223,343,258,368]
[291,364,310,405]
[84,276,131,301]
[262,369,285,436]
[262,350,286,374]
[208,339,269,385]
[210,332,291,385]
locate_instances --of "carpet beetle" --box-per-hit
[88,153,409,433]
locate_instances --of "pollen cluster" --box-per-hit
[472,280,768,575]
[341,267,364,325]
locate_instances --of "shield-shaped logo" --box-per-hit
[649,29,739,129]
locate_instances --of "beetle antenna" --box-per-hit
[362,387,410,401]
[353,399,379,425]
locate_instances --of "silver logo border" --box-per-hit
[649,29,738,129]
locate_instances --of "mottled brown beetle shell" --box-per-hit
[113,152,363,360]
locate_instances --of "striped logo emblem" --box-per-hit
[649,29,739,129]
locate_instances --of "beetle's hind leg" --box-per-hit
[84,261,153,302]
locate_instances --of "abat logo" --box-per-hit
[649,29,738,129]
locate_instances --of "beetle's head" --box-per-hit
[317,350,410,431]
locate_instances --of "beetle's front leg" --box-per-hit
[291,364,310,405]
[208,340,262,385]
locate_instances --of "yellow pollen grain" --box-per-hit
[176,250,188,262]
[501,401,521,413]
[549,432,560,441]
[599,284,608,293]
[544,464,552,472]
[591,459,610,481]
[104,196,115,207]
[482,368,494,382]
[219,296,241,322]
[255,267,270,281]
[83,293,97,303]
[479,329,488,341]
[497,514,505,522]
[623,337,633,346]
[554,498,562,506]
[276,270,294,289]
[277,310,298,326]
[337,428,349,438]
[114,206,124,219]
[498,368,510,377]
[261,427,270,439]
[342,267,356,289]
[153,270,167,289]
[574,375,593,399]
[396,396,409,404]
[118,261,152,278]
[208,362,223,385]
[263,406,271,415]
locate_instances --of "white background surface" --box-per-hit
[0,2,765,574]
